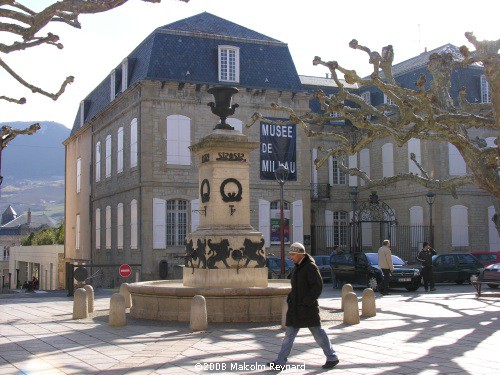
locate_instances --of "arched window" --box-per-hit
[408,138,421,174]
[130,118,138,168]
[451,205,469,247]
[117,127,123,173]
[333,211,348,247]
[105,135,112,178]
[117,203,123,249]
[95,208,101,250]
[95,142,101,182]
[166,115,190,165]
[330,156,347,185]
[130,200,138,250]
[382,143,394,177]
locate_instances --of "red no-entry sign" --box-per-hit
[119,264,132,278]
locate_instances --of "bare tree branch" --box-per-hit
[0,0,189,104]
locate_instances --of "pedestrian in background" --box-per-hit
[417,242,437,291]
[329,245,344,289]
[378,240,394,295]
[269,242,339,370]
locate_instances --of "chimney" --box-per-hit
[325,73,329,79]
[27,208,31,225]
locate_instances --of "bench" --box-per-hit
[471,271,500,297]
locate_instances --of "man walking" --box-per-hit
[416,242,437,291]
[378,240,394,295]
[269,242,339,370]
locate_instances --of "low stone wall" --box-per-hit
[128,280,291,323]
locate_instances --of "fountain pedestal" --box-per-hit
[128,88,291,323]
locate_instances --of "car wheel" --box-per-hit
[406,286,419,292]
[454,280,465,285]
[487,284,499,289]
[368,276,378,291]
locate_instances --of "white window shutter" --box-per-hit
[359,149,370,186]
[259,199,270,247]
[311,148,318,184]
[451,205,469,247]
[153,198,166,249]
[130,118,138,168]
[448,143,466,176]
[488,206,500,251]
[76,214,80,250]
[348,153,357,186]
[130,200,138,249]
[95,208,101,249]
[328,156,333,186]
[117,203,123,249]
[408,138,421,174]
[325,210,333,248]
[382,143,394,177]
[292,200,303,244]
[191,199,199,232]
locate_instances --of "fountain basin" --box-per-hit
[128,279,291,323]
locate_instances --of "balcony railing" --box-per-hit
[310,183,330,200]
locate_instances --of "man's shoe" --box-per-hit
[322,360,339,369]
[430,288,436,291]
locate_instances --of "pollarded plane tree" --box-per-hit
[0,0,188,185]
[248,33,500,232]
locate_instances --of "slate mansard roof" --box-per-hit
[71,12,302,135]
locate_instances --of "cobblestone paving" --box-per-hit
[1,284,499,374]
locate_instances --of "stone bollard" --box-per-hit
[362,288,376,317]
[281,298,288,330]
[119,283,132,308]
[341,283,354,311]
[109,293,126,327]
[190,295,207,331]
[343,292,360,325]
[83,285,94,313]
[73,288,88,320]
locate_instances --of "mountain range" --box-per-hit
[0,121,69,220]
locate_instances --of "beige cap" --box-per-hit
[289,242,306,254]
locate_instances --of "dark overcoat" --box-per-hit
[285,254,323,328]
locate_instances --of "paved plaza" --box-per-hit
[1,284,499,374]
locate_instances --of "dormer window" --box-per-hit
[361,91,371,104]
[218,45,240,83]
[110,70,116,101]
[384,94,395,105]
[121,58,128,92]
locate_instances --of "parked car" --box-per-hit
[266,256,294,279]
[471,252,500,267]
[330,252,422,292]
[477,263,500,289]
[431,253,483,284]
[312,255,332,282]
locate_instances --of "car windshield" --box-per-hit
[365,253,406,266]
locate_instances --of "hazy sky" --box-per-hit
[0,0,497,129]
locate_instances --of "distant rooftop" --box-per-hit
[300,75,358,89]
[1,213,58,229]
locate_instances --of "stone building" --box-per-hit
[64,13,499,282]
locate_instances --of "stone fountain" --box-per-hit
[127,87,291,323]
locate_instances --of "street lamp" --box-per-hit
[275,164,289,278]
[425,190,435,246]
[350,187,359,253]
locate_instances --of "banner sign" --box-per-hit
[260,121,297,180]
